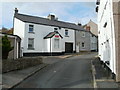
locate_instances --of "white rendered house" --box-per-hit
[96,0,120,82]
[13,8,88,56]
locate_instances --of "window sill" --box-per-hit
[28,32,35,34]
[28,48,35,50]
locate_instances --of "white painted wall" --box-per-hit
[14,18,75,54]
[14,18,25,56]
[98,0,116,74]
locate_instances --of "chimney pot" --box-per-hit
[47,14,56,20]
[15,8,18,13]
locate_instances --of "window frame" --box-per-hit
[29,25,34,33]
[82,42,85,48]
[65,30,69,36]
[54,38,59,49]
[82,32,85,37]
[28,38,34,50]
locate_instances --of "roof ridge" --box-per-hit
[17,13,78,25]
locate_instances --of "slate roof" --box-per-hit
[14,13,86,31]
[44,31,63,39]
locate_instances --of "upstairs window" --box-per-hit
[28,38,34,50]
[29,25,34,32]
[82,32,85,37]
[65,30,68,36]
[54,28,58,32]
[104,22,107,28]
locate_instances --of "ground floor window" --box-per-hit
[82,42,85,48]
[54,39,59,49]
[28,38,34,50]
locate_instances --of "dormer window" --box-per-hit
[29,25,34,32]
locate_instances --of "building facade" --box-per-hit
[83,20,98,36]
[13,9,83,56]
[96,0,120,82]
[76,30,98,52]
[13,9,98,56]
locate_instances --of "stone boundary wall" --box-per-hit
[2,57,43,73]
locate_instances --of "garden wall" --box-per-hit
[2,57,43,73]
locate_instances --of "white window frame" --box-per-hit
[82,42,85,48]
[65,30,69,36]
[28,38,34,50]
[82,32,85,37]
[29,25,34,33]
[54,39,59,49]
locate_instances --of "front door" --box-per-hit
[65,42,73,53]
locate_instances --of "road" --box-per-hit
[13,52,97,88]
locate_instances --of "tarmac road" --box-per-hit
[12,53,97,88]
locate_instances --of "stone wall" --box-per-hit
[2,57,43,73]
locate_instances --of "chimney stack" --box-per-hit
[77,23,82,26]
[86,26,91,31]
[47,14,58,20]
[15,8,18,14]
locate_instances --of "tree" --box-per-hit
[2,35,13,59]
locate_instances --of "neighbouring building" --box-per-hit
[96,0,120,82]
[76,30,98,52]
[83,20,98,36]
[1,33,21,59]
[13,8,98,56]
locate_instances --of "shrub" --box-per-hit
[2,35,13,59]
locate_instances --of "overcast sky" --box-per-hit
[1,1,97,29]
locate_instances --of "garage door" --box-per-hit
[65,42,73,53]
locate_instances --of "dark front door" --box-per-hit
[65,42,73,53]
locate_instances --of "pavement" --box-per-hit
[91,56,120,89]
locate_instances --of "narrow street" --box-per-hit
[12,52,97,88]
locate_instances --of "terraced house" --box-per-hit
[96,0,120,82]
[13,8,98,56]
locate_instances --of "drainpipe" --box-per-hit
[75,30,76,53]
[50,38,52,56]
[13,37,16,60]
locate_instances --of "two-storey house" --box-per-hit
[13,8,86,56]
[96,0,120,82]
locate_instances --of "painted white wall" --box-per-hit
[14,18,25,56]
[98,0,116,74]
[14,19,75,53]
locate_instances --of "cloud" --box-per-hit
[2,2,97,28]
